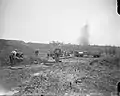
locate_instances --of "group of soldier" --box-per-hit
[47,48,62,62]
[9,48,102,67]
[9,49,23,66]
[10,47,92,66]
[9,48,63,66]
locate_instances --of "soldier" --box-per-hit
[9,49,18,66]
[11,49,18,57]
[35,49,39,57]
[54,48,61,62]
[9,52,14,66]
[47,50,51,59]
[47,53,49,59]
[16,52,24,62]
[34,49,40,64]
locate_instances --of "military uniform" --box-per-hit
[9,50,17,66]
[9,49,18,66]
[54,48,61,62]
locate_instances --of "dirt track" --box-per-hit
[0,57,120,96]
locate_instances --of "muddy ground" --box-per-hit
[0,57,120,96]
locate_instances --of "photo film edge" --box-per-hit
[117,0,120,15]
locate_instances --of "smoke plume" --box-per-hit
[79,23,89,46]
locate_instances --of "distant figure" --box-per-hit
[9,49,23,66]
[47,53,49,59]
[34,49,41,64]
[34,49,39,57]
[54,48,62,62]
[47,50,51,59]
[117,81,120,96]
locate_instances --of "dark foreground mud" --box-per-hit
[0,57,120,96]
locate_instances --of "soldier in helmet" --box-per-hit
[11,49,18,56]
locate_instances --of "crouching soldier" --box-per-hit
[16,52,24,62]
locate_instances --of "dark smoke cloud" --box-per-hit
[78,23,89,46]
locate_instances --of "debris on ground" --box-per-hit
[0,57,119,96]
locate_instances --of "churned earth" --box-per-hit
[0,57,120,96]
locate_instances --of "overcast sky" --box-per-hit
[0,0,120,46]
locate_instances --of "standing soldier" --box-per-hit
[9,52,14,66]
[9,49,18,66]
[34,49,40,64]
[54,48,61,62]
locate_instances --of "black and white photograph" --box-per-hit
[0,0,120,96]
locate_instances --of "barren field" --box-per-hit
[0,57,120,96]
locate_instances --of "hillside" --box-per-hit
[0,39,120,67]
[0,39,120,95]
